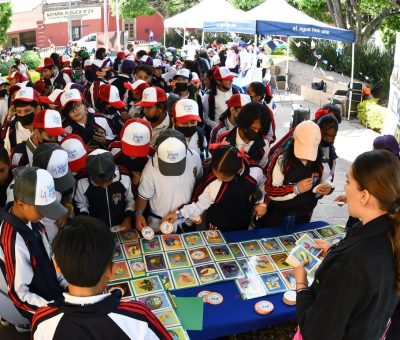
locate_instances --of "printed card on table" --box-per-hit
[209,244,235,262]
[315,226,338,239]
[131,275,164,296]
[136,291,172,311]
[228,243,245,258]
[110,261,132,282]
[118,229,139,243]
[331,224,346,235]
[167,326,190,340]
[153,270,174,290]
[188,246,213,265]
[141,236,163,254]
[260,272,288,294]
[270,252,292,271]
[326,234,345,246]
[182,232,206,249]
[295,230,320,240]
[161,235,185,251]
[165,250,191,269]
[295,234,321,257]
[202,230,225,245]
[106,281,134,299]
[259,238,285,254]
[113,244,125,261]
[171,267,199,289]
[237,258,258,277]
[194,263,224,285]
[286,245,320,274]
[154,308,181,328]
[240,240,265,257]
[248,255,276,274]
[236,276,267,300]
[122,241,142,259]
[128,258,146,278]
[217,260,245,280]
[280,269,296,290]
[277,235,297,251]
[144,253,168,272]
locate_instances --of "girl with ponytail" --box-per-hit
[294,149,400,340]
[163,144,267,231]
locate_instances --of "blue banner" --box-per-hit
[204,20,256,34]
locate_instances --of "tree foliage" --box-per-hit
[0,3,12,45]
[228,0,263,10]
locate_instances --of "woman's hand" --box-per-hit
[314,239,331,257]
[163,212,178,223]
[297,178,313,193]
[254,203,267,218]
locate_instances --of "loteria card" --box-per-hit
[315,226,338,239]
[295,230,320,240]
[167,326,190,340]
[326,234,345,246]
[106,281,134,299]
[209,244,235,262]
[270,253,292,271]
[277,235,297,251]
[131,275,164,296]
[237,258,258,277]
[236,276,267,300]
[286,245,320,274]
[182,232,206,249]
[229,243,245,258]
[144,253,168,272]
[119,229,139,243]
[165,251,191,269]
[161,235,185,251]
[295,234,321,257]
[217,260,245,280]
[188,247,213,265]
[153,270,174,290]
[240,240,265,257]
[332,224,346,235]
[194,263,224,285]
[171,267,199,289]
[260,272,288,294]
[137,291,172,311]
[260,238,285,254]
[154,308,181,328]
[202,230,225,245]
[141,236,163,254]
[110,261,132,282]
[248,255,276,274]
[128,258,146,278]
[123,241,142,259]
[280,269,296,290]
[113,244,125,261]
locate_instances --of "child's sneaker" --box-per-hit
[0,317,11,326]
[15,324,31,333]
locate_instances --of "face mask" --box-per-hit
[105,106,118,116]
[146,115,159,123]
[105,70,113,80]
[175,83,188,92]
[16,111,35,126]
[320,140,332,147]
[243,128,259,141]
[176,125,197,138]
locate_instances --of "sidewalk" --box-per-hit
[273,93,379,226]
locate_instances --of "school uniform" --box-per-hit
[87,78,108,111]
[297,214,399,340]
[74,166,134,228]
[4,119,32,154]
[32,290,172,340]
[109,74,132,100]
[151,76,170,93]
[144,114,171,147]
[10,137,36,167]
[109,141,149,173]
[210,118,235,144]
[202,88,233,129]
[182,127,209,161]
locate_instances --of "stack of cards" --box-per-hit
[285,245,320,274]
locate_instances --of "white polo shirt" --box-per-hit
[145,114,171,147]
[138,149,203,231]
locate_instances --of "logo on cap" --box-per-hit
[182,102,193,113]
[51,115,61,125]
[132,133,144,144]
[49,162,68,177]
[143,92,150,100]
[40,184,55,203]
[64,92,74,100]
[167,150,179,162]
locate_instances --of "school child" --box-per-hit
[0,167,67,323]
[74,149,134,230]
[39,88,64,111]
[264,121,333,228]
[32,216,172,340]
[135,129,203,233]
[217,102,271,168]
[35,57,70,90]
[163,144,267,231]
[61,89,116,149]
[109,58,135,100]
[172,98,208,162]
[135,64,153,84]
[136,86,171,147]
[11,109,66,167]
[4,87,40,154]
[60,134,88,176]
[124,79,150,117]
[151,59,170,92]
[210,93,251,143]
[0,146,12,207]
[87,58,112,110]
[317,114,339,181]
[6,71,28,86]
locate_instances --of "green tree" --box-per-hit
[228,0,263,10]
[0,3,12,45]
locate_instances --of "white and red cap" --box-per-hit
[6,71,28,82]
[61,55,70,66]
[120,118,152,157]
[173,99,201,124]
[11,87,40,105]
[33,109,66,137]
[35,57,55,72]
[191,72,200,83]
[173,68,191,80]
[39,89,64,106]
[98,84,125,109]
[60,134,88,173]
[124,80,150,96]
[83,59,92,68]
[60,89,83,108]
[91,58,112,71]
[139,55,153,65]
[153,59,163,68]
[213,66,235,81]
[227,94,251,108]
[136,87,167,107]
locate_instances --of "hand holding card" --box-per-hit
[285,245,320,274]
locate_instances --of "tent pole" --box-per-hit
[202,30,205,46]
[163,28,166,46]
[285,36,290,90]
[347,42,355,120]
[183,28,186,47]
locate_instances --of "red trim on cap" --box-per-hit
[122,143,150,158]
[45,127,67,137]
[135,100,157,107]
[69,154,87,173]
[175,115,202,124]
[109,100,126,109]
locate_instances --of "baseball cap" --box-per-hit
[80,50,90,59]
[39,88,64,106]
[227,94,251,108]
[86,149,116,183]
[60,134,88,173]
[32,143,76,193]
[8,83,23,96]
[120,118,152,157]
[117,52,126,59]
[191,72,200,83]
[173,68,191,80]
[124,80,150,96]
[98,84,125,109]
[33,109,66,137]
[61,54,70,66]
[136,87,167,107]
[11,87,39,105]
[156,129,187,176]
[373,135,400,156]
[174,99,201,124]
[150,46,159,53]
[60,88,83,108]
[91,58,112,72]
[293,120,321,161]
[213,66,235,81]
[13,167,67,220]
[153,59,162,69]
[83,59,92,68]
[139,55,153,65]
[35,57,55,72]
[7,71,28,82]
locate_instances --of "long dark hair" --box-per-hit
[236,102,271,136]
[211,145,242,176]
[248,81,272,104]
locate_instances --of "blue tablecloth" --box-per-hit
[173,221,329,339]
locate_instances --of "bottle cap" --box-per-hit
[142,226,155,240]
[130,261,145,272]
[197,290,210,302]
[283,290,296,306]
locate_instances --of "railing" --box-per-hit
[36,46,67,58]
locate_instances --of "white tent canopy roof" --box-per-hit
[164,0,245,29]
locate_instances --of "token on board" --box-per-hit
[160,221,174,234]
[110,225,124,233]
[142,226,155,240]
[130,261,145,272]
[197,290,210,302]
[206,292,223,305]
[254,300,274,315]
[283,290,296,306]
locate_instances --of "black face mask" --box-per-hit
[105,106,118,117]
[16,111,35,126]
[146,115,159,123]
[175,83,188,92]
[320,140,333,147]
[176,125,197,138]
[243,128,259,141]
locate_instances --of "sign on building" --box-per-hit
[44,7,101,24]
